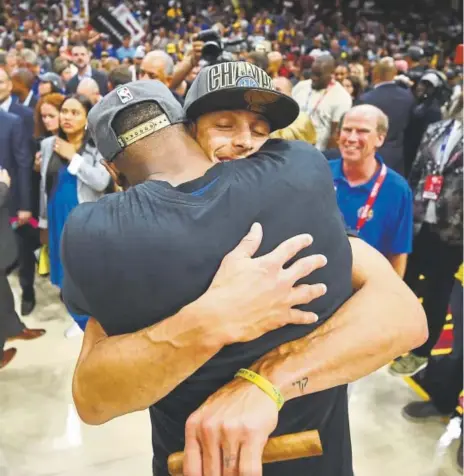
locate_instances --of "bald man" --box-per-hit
[292,54,352,151]
[358,57,415,175]
[329,105,413,277]
[77,78,102,105]
[272,77,316,144]
[139,50,184,104]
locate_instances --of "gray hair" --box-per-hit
[345,104,389,135]
[20,48,38,66]
[144,50,174,75]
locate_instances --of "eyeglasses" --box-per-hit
[139,69,158,80]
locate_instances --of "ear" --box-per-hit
[101,160,125,190]
[376,133,386,149]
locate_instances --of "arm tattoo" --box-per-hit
[292,377,309,394]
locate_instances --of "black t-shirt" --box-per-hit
[62,140,354,476]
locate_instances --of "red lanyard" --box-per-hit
[304,81,334,117]
[356,163,387,232]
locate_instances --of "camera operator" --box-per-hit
[404,71,445,176]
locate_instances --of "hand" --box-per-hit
[184,377,277,476]
[196,223,327,346]
[34,151,42,172]
[17,210,32,226]
[0,168,11,188]
[54,138,76,161]
[188,38,205,66]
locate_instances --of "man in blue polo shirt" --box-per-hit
[330,105,413,277]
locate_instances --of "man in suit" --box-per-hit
[66,44,108,96]
[358,57,415,175]
[0,68,38,315]
[0,168,45,370]
[11,68,38,110]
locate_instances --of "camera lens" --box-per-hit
[202,41,222,62]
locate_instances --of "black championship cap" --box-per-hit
[184,61,300,131]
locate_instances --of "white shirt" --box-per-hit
[292,79,352,150]
[0,95,12,112]
[425,120,463,224]
[78,65,92,81]
[22,90,34,107]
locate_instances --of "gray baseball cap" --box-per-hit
[39,72,64,91]
[87,80,186,162]
[184,61,299,131]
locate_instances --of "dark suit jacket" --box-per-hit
[0,183,17,270]
[0,110,32,216]
[66,68,109,96]
[7,100,37,216]
[359,82,415,175]
[27,94,38,111]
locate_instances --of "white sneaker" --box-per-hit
[65,323,83,339]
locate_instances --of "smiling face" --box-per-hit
[192,110,271,163]
[339,110,385,164]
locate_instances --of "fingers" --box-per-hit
[199,421,222,476]
[261,234,313,268]
[288,309,319,325]
[238,440,265,476]
[230,222,263,259]
[183,436,203,476]
[183,419,203,476]
[285,254,328,283]
[222,437,241,476]
[289,283,327,307]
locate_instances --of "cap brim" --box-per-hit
[185,88,300,132]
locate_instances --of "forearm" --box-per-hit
[388,253,408,278]
[170,57,194,90]
[251,239,427,401]
[73,300,225,425]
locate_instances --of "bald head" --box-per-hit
[311,54,335,90]
[273,76,293,97]
[140,50,174,85]
[373,57,396,84]
[77,77,101,105]
[344,105,389,135]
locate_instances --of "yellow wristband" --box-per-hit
[234,368,284,411]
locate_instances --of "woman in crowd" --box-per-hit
[342,75,364,103]
[390,94,463,377]
[38,94,110,333]
[33,93,66,172]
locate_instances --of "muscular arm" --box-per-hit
[73,303,224,425]
[71,228,323,425]
[251,237,427,400]
[387,253,408,278]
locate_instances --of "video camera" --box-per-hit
[196,29,246,64]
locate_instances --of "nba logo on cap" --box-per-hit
[236,76,259,88]
[116,87,134,104]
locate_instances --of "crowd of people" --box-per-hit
[0,0,462,474]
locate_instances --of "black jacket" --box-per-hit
[0,183,17,270]
[0,109,31,216]
[66,68,109,96]
[359,82,415,175]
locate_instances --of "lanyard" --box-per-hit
[356,163,387,232]
[304,81,334,117]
